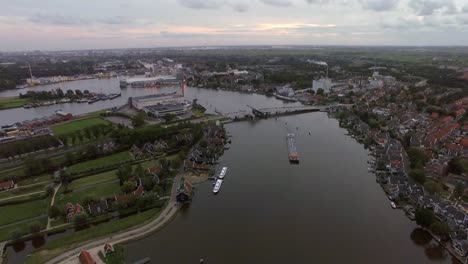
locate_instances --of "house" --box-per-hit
[103,243,114,255]
[115,185,144,206]
[176,181,193,203]
[79,250,95,264]
[0,180,15,191]
[453,240,468,257]
[88,200,109,216]
[147,165,162,184]
[65,203,84,220]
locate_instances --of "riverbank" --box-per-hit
[0,97,30,110]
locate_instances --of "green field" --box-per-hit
[56,180,120,208]
[66,151,132,174]
[68,170,117,190]
[51,117,110,136]
[26,208,162,264]
[0,216,47,241]
[0,198,49,226]
[0,97,30,110]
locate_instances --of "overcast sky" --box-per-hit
[1,0,468,51]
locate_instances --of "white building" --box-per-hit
[312,78,333,93]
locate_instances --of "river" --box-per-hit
[0,78,299,126]
[0,79,457,263]
[125,113,457,264]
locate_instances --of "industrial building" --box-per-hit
[128,92,191,118]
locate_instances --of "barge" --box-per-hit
[287,133,299,163]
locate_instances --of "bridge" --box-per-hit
[248,105,329,118]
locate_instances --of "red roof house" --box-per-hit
[0,180,15,191]
[79,251,95,264]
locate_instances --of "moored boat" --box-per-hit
[213,179,223,194]
[218,167,228,179]
[390,202,396,209]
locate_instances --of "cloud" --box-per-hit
[408,0,457,16]
[228,2,249,12]
[176,0,249,12]
[260,0,293,7]
[359,0,399,11]
[98,16,134,25]
[462,4,468,13]
[28,14,86,25]
[457,14,468,24]
[176,0,223,9]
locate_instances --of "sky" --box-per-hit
[1,0,468,51]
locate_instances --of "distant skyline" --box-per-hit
[1,0,468,51]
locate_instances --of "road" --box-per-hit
[46,169,185,264]
[46,183,62,230]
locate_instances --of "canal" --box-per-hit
[125,113,456,264]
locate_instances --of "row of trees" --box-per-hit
[0,135,61,159]
[19,88,90,100]
[58,124,114,146]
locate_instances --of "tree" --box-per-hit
[10,229,23,241]
[83,127,92,140]
[454,183,464,198]
[415,208,435,228]
[142,177,156,192]
[199,140,208,148]
[448,158,467,175]
[65,152,74,166]
[163,113,176,123]
[407,148,429,169]
[70,133,77,145]
[76,131,84,144]
[82,196,96,207]
[430,222,450,239]
[48,205,62,219]
[316,88,324,96]
[409,169,426,184]
[424,180,441,194]
[116,164,132,184]
[85,144,99,159]
[121,181,135,194]
[59,170,70,187]
[131,112,146,128]
[171,157,181,170]
[133,164,145,179]
[74,214,88,226]
[45,185,54,196]
[29,221,42,235]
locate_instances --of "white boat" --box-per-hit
[213,179,223,194]
[218,167,228,179]
[390,202,396,209]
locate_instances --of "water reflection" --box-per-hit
[411,228,432,246]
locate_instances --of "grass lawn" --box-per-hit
[51,117,110,136]
[0,183,48,200]
[26,208,162,264]
[0,198,49,226]
[18,174,51,186]
[66,151,132,174]
[0,97,30,110]
[68,170,117,190]
[0,216,48,242]
[56,180,120,208]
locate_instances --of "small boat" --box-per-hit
[390,202,396,209]
[218,167,228,179]
[213,179,223,194]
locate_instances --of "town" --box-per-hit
[0,45,468,264]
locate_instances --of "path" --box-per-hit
[0,241,5,264]
[46,169,185,264]
[46,183,62,230]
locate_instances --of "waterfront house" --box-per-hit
[0,180,14,191]
[452,240,468,257]
[176,180,193,203]
[79,250,95,264]
[103,243,114,255]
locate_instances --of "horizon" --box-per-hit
[1,0,468,51]
[4,44,468,53]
